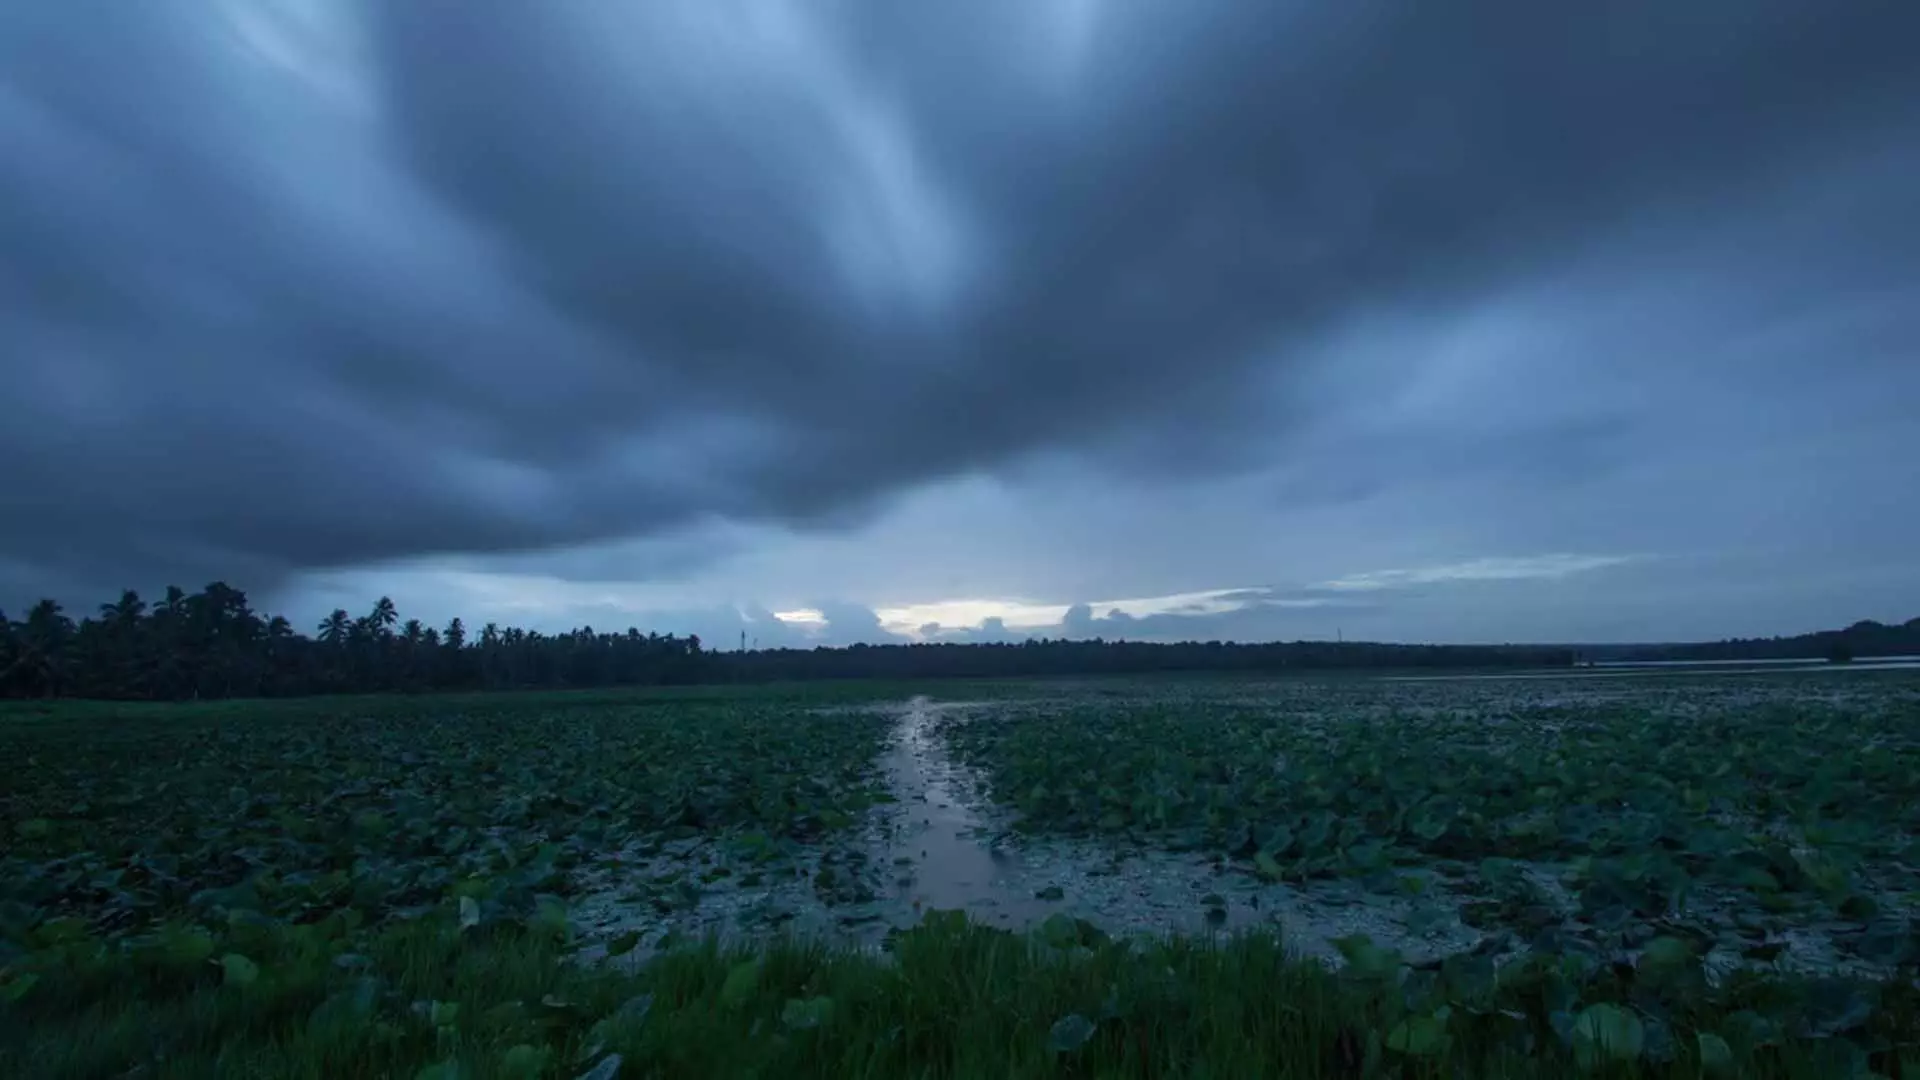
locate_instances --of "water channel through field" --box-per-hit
[576,696,1485,968]
[873,697,1051,929]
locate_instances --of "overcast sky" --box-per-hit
[4,1,1917,646]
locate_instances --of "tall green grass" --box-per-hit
[4,910,1913,1078]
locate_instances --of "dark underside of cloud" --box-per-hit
[3,1,1918,604]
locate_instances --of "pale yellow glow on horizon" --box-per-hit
[874,586,1267,637]
[874,598,1072,635]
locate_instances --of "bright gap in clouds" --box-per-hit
[871,588,1277,638]
[873,598,1073,636]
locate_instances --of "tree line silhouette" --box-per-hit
[1611,618,1920,664]
[0,583,1573,701]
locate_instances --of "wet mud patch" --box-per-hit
[570,833,869,965]
[571,697,1045,962]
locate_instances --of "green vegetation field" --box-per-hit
[4,675,1919,1078]
[939,679,1920,959]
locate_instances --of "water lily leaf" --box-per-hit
[612,992,654,1023]
[1385,1015,1450,1057]
[719,959,761,1008]
[499,1043,551,1080]
[1722,1010,1781,1051]
[1725,865,1780,891]
[1639,936,1693,969]
[586,993,654,1049]
[1332,934,1402,979]
[1572,1003,1644,1069]
[1440,951,1497,1002]
[1549,1009,1576,1047]
[1696,1032,1734,1073]
[1261,824,1294,856]
[1642,1015,1676,1064]
[163,924,216,967]
[1402,902,1449,937]
[1799,978,1877,1037]
[1299,813,1332,853]
[1345,840,1388,869]
[1039,912,1082,949]
[308,978,380,1036]
[1047,1013,1096,1052]
[1254,850,1285,881]
[219,952,260,987]
[781,995,834,1030]
[1836,892,1879,920]
[527,896,571,942]
[34,915,93,945]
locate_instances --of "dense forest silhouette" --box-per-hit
[0,583,1572,701]
[1612,618,1920,663]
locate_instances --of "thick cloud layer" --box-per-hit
[3,1,1917,637]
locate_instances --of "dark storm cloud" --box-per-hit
[3,1,1918,602]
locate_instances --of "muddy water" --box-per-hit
[873,697,1054,930]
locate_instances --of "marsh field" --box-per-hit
[4,671,1918,1078]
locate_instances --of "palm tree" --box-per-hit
[23,599,72,645]
[99,589,146,627]
[154,585,186,621]
[318,610,351,644]
[9,599,75,697]
[0,609,16,690]
[368,596,398,639]
[87,590,149,697]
